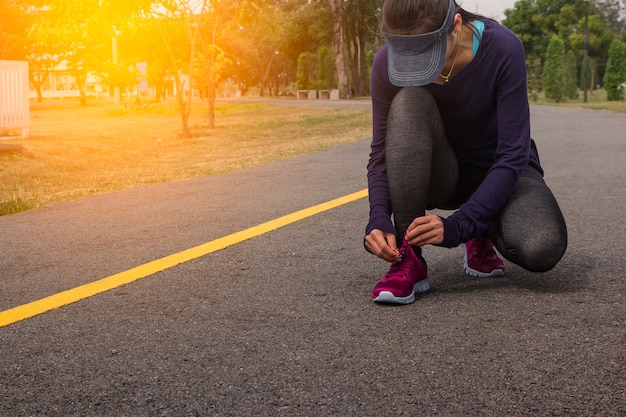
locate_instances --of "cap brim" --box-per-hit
[385,0,456,87]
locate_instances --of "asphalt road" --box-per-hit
[0,102,624,416]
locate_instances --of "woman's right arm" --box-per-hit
[366,45,401,239]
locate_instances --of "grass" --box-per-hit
[0,98,372,215]
[531,88,626,114]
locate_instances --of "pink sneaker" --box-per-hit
[463,236,505,278]
[372,239,430,304]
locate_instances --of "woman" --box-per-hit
[365,0,567,304]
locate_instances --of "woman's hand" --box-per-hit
[406,214,444,246]
[365,229,402,263]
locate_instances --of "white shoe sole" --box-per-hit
[462,244,505,278]
[372,279,430,304]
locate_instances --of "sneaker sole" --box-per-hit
[462,244,505,278]
[372,279,430,304]
[464,267,505,278]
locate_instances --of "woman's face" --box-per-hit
[442,14,462,62]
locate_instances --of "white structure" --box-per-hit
[0,60,29,138]
[297,89,317,99]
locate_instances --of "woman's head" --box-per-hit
[383,0,458,87]
[382,0,457,35]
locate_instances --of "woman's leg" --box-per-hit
[489,167,567,272]
[385,87,458,246]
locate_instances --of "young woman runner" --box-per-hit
[365,0,568,304]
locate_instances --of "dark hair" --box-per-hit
[381,0,491,36]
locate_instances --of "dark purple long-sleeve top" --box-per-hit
[366,19,543,248]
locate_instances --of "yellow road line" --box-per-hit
[0,189,368,328]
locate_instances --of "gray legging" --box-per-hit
[385,87,567,272]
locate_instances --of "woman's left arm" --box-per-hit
[439,28,532,247]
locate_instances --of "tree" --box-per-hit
[296,52,315,91]
[505,0,622,97]
[327,0,350,99]
[151,0,209,138]
[26,6,63,102]
[564,49,579,99]
[503,0,545,65]
[316,46,334,90]
[343,0,379,96]
[603,39,626,100]
[527,57,543,102]
[295,47,333,91]
[595,0,626,35]
[543,35,565,102]
[197,42,231,128]
[223,0,283,98]
[281,0,331,69]
[503,0,588,66]
[569,14,615,93]
[197,0,238,128]
[275,0,333,95]
[0,0,28,60]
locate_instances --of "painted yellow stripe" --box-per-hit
[0,189,368,328]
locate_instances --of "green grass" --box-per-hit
[530,89,626,114]
[0,98,372,215]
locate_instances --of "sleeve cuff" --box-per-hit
[440,216,460,248]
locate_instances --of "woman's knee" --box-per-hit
[494,176,568,272]
[390,87,436,115]
[512,229,567,272]
[386,87,444,150]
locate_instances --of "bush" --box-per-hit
[564,50,579,100]
[543,35,565,102]
[603,39,626,101]
[296,52,316,91]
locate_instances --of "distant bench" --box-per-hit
[297,89,340,100]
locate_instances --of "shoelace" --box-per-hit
[386,245,410,276]
[472,237,496,263]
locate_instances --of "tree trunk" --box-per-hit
[30,75,44,102]
[172,71,191,138]
[259,54,275,98]
[74,70,87,106]
[327,0,350,99]
[358,30,368,96]
[207,79,216,129]
[590,66,596,94]
[180,108,191,138]
[348,36,360,96]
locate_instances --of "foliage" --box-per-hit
[280,0,331,72]
[296,47,335,91]
[316,46,335,90]
[595,0,626,34]
[0,0,29,60]
[503,0,587,66]
[504,0,621,95]
[3,0,379,109]
[564,49,579,99]
[603,39,626,100]
[543,35,565,102]
[11,0,625,129]
[26,9,64,102]
[327,0,350,99]
[296,52,315,91]
[343,0,380,96]
[527,57,543,102]
[569,14,615,91]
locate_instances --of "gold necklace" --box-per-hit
[439,31,462,83]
